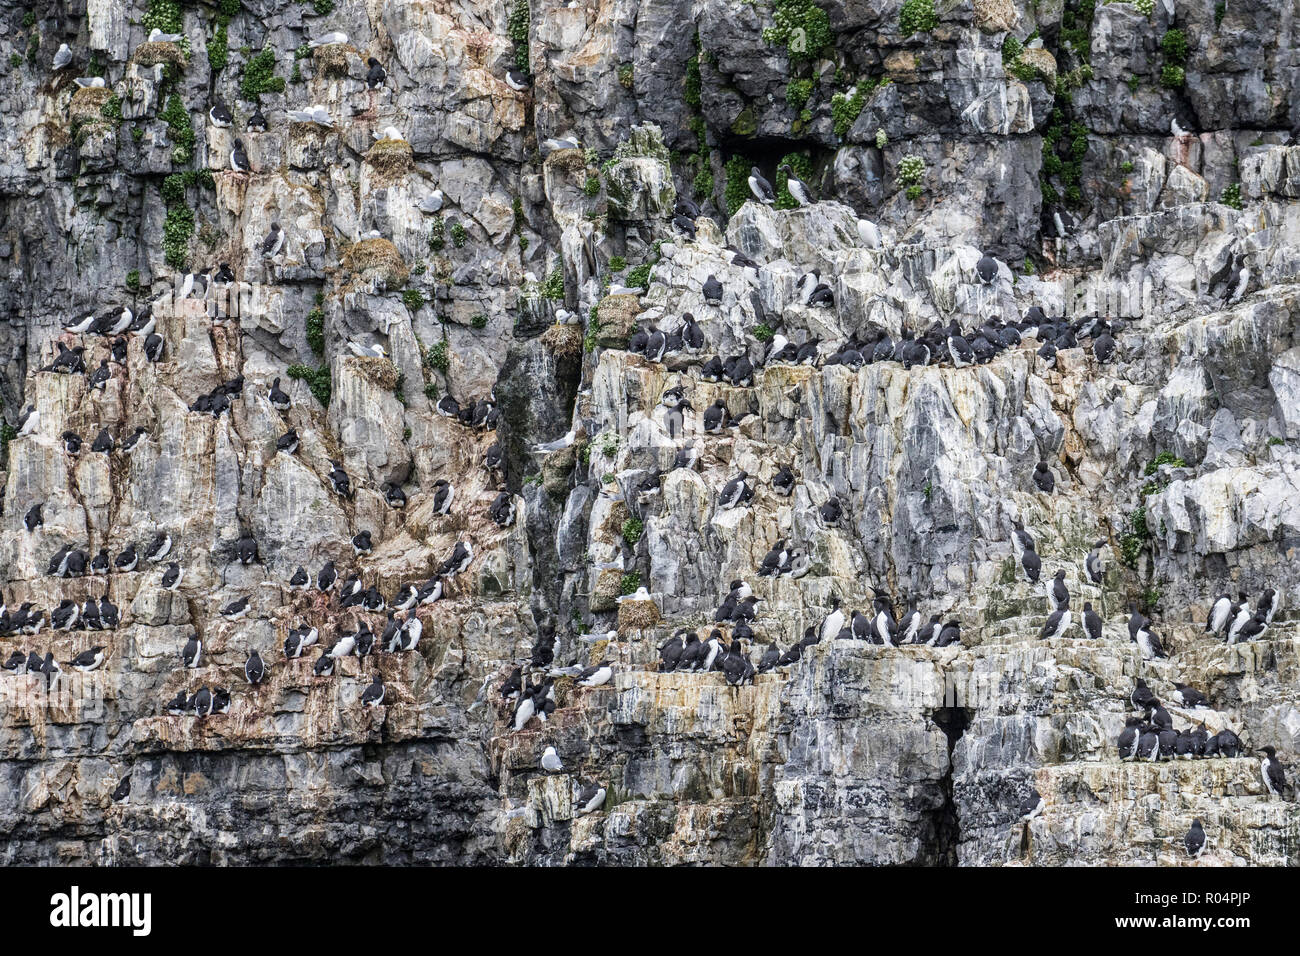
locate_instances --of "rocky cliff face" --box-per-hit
[1,0,1299,865]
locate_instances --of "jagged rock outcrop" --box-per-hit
[1,0,1299,866]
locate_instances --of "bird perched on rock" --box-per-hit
[747,166,775,204]
[577,660,614,687]
[1085,540,1106,584]
[431,479,455,515]
[778,163,813,206]
[182,634,201,669]
[1047,570,1070,611]
[505,67,530,92]
[1019,788,1044,822]
[1130,679,1156,712]
[1117,717,1144,759]
[1184,819,1206,859]
[437,541,472,578]
[53,43,73,70]
[1260,746,1287,798]
[209,101,232,128]
[541,746,564,772]
[365,57,386,88]
[70,646,106,673]
[328,461,351,497]
[976,254,998,284]
[310,31,348,47]
[360,674,385,707]
[1082,602,1102,641]
[1038,607,1071,640]
[245,650,266,685]
[230,138,251,173]
[221,596,249,620]
[1032,462,1055,493]
[261,223,283,258]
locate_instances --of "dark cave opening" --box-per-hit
[930,706,972,866]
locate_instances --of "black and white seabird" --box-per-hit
[438,540,472,577]
[115,543,138,572]
[182,634,202,669]
[70,645,106,673]
[268,377,291,411]
[112,774,131,804]
[245,650,266,685]
[1184,819,1206,858]
[1082,602,1102,641]
[261,223,284,258]
[505,67,530,92]
[975,254,998,284]
[352,530,373,555]
[23,503,43,533]
[747,167,775,204]
[1173,683,1209,708]
[209,101,233,128]
[778,163,813,206]
[383,482,407,508]
[361,674,385,707]
[1259,746,1287,798]
[1085,540,1106,584]
[1256,587,1280,625]
[317,560,337,592]
[276,428,299,455]
[577,660,614,687]
[489,492,516,527]
[431,479,454,515]
[1117,717,1144,759]
[230,138,251,173]
[144,532,172,563]
[161,561,182,590]
[1038,608,1071,640]
[1047,569,1070,611]
[1032,462,1055,493]
[1134,621,1168,659]
[1018,788,1045,822]
[221,596,250,620]
[328,460,351,498]
[1021,546,1041,584]
[120,427,147,454]
[366,57,386,88]
[144,333,164,362]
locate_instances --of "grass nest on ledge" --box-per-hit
[131,41,187,70]
[540,323,582,359]
[342,237,409,291]
[365,138,414,182]
[69,86,113,125]
[349,354,399,390]
[311,43,357,79]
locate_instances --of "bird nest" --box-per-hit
[68,86,112,125]
[365,139,414,182]
[341,238,409,290]
[131,41,186,69]
[545,147,587,174]
[540,323,582,359]
[617,597,661,633]
[311,43,357,79]
[349,355,399,390]
[590,568,623,612]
